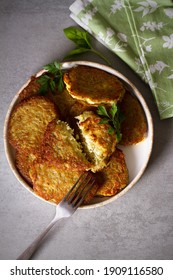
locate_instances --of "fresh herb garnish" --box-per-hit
[37,61,64,94]
[97,103,125,142]
[37,27,111,94]
[63,27,111,65]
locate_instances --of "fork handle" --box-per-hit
[17,217,59,260]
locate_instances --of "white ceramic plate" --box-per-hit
[4,61,153,209]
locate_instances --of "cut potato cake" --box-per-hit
[63,65,125,105]
[29,161,98,204]
[8,96,58,153]
[76,111,117,172]
[96,148,129,196]
[41,119,92,171]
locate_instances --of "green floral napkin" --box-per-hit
[69,0,173,119]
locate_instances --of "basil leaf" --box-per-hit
[64,27,81,40]
[64,47,90,58]
[63,26,110,65]
[82,31,92,48]
[64,27,90,48]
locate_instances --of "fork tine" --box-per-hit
[68,173,91,204]
[63,172,88,202]
[63,172,95,208]
[73,178,95,208]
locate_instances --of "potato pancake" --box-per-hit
[29,160,98,204]
[52,88,76,121]
[18,76,41,102]
[69,100,94,118]
[120,91,148,145]
[8,96,58,153]
[16,150,37,184]
[96,148,129,196]
[76,111,117,172]
[18,74,57,104]
[42,119,92,171]
[63,65,125,105]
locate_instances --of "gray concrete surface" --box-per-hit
[0,0,173,260]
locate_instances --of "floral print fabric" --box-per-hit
[70,0,173,119]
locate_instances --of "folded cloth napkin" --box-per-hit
[70,0,173,119]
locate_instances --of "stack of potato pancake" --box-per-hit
[8,65,147,204]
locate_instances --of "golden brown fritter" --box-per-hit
[8,96,58,153]
[69,100,95,118]
[96,148,129,196]
[52,88,76,120]
[16,150,38,184]
[50,89,95,132]
[18,73,57,104]
[119,91,148,145]
[76,111,117,172]
[63,65,125,105]
[18,76,41,102]
[29,160,98,204]
[41,119,92,171]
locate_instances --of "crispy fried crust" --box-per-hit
[96,148,129,196]
[53,88,95,132]
[8,96,58,152]
[18,73,57,104]
[69,100,94,118]
[120,91,148,145]
[52,87,96,121]
[29,161,98,204]
[18,76,41,102]
[41,119,92,171]
[77,111,117,172]
[52,88,76,120]
[16,150,38,184]
[63,65,125,105]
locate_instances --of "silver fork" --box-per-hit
[17,172,95,260]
